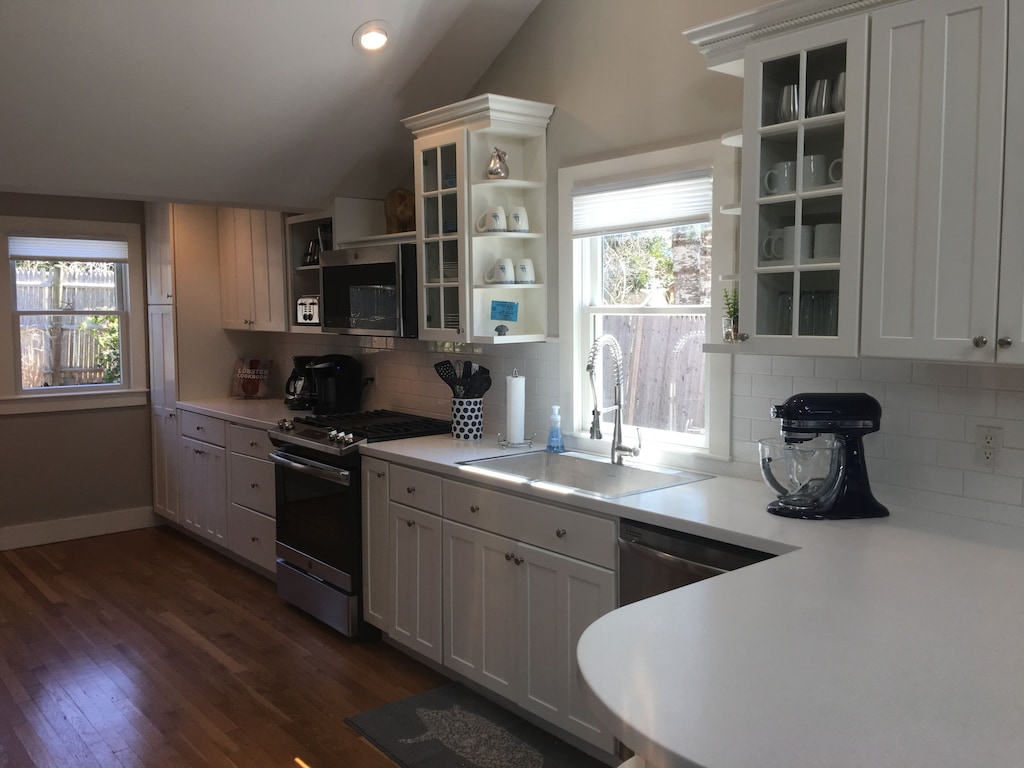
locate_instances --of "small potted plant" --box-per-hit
[723,287,739,342]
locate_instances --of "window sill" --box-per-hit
[0,389,148,415]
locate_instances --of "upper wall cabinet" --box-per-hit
[737,15,868,356]
[217,208,287,331]
[145,202,175,304]
[403,94,554,344]
[861,0,1010,362]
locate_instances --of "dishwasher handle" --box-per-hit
[619,537,728,579]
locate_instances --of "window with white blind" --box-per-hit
[558,140,737,462]
[1,216,146,412]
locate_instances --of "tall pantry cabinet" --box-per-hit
[145,202,179,523]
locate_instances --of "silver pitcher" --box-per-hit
[486,147,509,179]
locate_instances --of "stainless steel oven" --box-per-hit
[270,447,363,636]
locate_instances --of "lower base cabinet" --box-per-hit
[443,519,615,751]
[227,504,276,572]
[389,501,443,662]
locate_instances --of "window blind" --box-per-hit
[9,236,129,262]
[572,171,713,237]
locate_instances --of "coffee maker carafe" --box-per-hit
[759,393,888,520]
[284,356,318,410]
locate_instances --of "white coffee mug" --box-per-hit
[485,257,515,283]
[475,206,507,232]
[828,157,844,184]
[802,154,828,189]
[782,225,814,262]
[762,228,785,260]
[813,223,842,260]
[764,161,796,195]
[515,258,535,283]
[508,206,529,232]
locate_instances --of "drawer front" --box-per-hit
[227,504,276,572]
[230,453,275,516]
[179,410,227,447]
[443,480,616,569]
[389,465,442,515]
[229,424,274,459]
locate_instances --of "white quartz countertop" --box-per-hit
[171,409,1024,766]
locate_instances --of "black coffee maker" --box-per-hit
[310,354,363,414]
[284,355,318,410]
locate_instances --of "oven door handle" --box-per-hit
[270,451,351,486]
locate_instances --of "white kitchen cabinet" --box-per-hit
[861,0,1009,362]
[145,202,175,304]
[225,425,275,572]
[388,464,443,663]
[361,456,390,630]
[217,207,287,331]
[178,411,227,545]
[441,480,616,751]
[151,407,179,523]
[403,94,554,344]
[736,15,868,356]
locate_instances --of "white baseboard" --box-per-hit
[0,506,159,551]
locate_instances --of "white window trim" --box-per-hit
[557,139,738,463]
[0,216,147,415]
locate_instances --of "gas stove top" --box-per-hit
[269,409,452,457]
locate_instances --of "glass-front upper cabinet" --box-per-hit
[415,128,467,341]
[738,14,868,356]
[405,95,554,344]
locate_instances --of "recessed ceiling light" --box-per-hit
[353,20,390,51]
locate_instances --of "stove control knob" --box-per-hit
[328,429,341,442]
[342,432,355,444]
[277,419,294,430]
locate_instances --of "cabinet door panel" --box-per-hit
[441,520,517,698]
[862,0,1006,361]
[362,457,390,630]
[390,503,442,663]
[996,1,1024,363]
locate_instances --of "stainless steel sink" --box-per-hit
[457,451,710,499]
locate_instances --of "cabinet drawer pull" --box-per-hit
[406,486,416,494]
[555,528,567,538]
[513,556,524,565]
[998,336,1013,349]
[195,425,204,431]
[470,504,480,513]
[249,440,258,447]
[505,552,514,561]
[250,482,258,488]
[251,535,259,543]
[406,519,415,527]
[193,448,205,455]
[376,471,386,478]
[973,335,989,348]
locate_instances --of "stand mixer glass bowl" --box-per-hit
[758,436,844,511]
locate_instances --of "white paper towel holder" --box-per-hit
[499,368,535,449]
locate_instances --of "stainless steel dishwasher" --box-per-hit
[618,518,773,605]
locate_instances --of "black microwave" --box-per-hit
[319,240,418,337]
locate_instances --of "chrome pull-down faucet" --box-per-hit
[586,334,641,465]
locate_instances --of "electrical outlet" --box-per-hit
[974,425,1003,468]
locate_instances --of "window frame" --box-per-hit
[0,216,147,414]
[557,139,738,463]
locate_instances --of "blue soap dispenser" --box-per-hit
[546,405,565,453]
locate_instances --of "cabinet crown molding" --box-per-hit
[402,93,554,137]
[684,0,905,75]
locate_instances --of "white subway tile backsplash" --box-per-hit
[751,374,793,399]
[771,355,816,377]
[885,382,939,412]
[912,362,969,387]
[935,440,976,471]
[996,390,1024,420]
[909,410,965,442]
[733,395,774,421]
[861,359,913,383]
[814,357,862,380]
[793,377,838,393]
[968,366,1024,391]
[964,471,1023,506]
[884,434,937,464]
[868,457,909,487]
[837,379,887,403]
[732,373,752,397]
[734,354,773,375]
[939,386,996,417]
[908,464,964,496]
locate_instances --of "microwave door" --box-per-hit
[349,285,397,332]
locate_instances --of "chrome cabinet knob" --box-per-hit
[737,332,749,342]
[250,482,258,488]
[376,471,385,478]
[513,556,524,565]
[973,335,989,348]
[406,519,415,527]
[251,535,258,543]
[249,440,258,447]
[406,486,415,494]
[505,552,514,561]
[998,336,1013,349]
[555,528,567,538]
[470,505,480,513]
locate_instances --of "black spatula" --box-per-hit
[434,360,459,395]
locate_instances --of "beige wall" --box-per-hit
[0,193,152,527]
[468,0,763,334]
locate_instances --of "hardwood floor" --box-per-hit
[0,526,446,767]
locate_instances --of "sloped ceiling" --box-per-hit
[0,0,542,211]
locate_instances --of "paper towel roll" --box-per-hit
[506,370,525,443]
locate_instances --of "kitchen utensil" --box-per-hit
[807,78,832,117]
[777,84,799,123]
[434,360,459,394]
